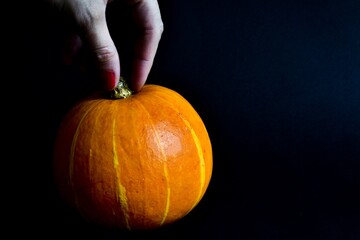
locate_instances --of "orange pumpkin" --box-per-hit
[53,79,213,230]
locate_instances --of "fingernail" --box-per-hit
[100,71,116,90]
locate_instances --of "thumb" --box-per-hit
[82,16,120,90]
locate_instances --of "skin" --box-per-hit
[48,0,164,92]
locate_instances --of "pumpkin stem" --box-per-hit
[110,77,133,99]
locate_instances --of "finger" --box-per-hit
[79,5,120,90]
[130,0,164,92]
[131,29,162,92]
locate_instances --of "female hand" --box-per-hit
[49,0,163,92]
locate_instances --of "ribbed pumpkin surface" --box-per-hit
[53,84,213,230]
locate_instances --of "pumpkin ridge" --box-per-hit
[161,164,170,226]
[132,98,171,226]
[178,114,206,212]
[112,117,131,230]
[149,92,208,212]
[88,100,107,189]
[70,100,105,209]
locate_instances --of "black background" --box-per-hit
[11,0,360,239]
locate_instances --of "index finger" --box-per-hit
[129,0,164,92]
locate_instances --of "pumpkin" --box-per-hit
[53,79,213,230]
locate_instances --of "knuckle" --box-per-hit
[94,46,117,63]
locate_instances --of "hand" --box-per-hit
[49,0,163,92]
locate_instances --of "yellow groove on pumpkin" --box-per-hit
[149,91,207,211]
[132,98,171,226]
[112,118,131,230]
[160,163,171,225]
[69,101,104,207]
[179,115,206,211]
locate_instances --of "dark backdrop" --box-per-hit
[12,0,360,239]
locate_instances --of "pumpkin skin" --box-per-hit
[53,84,213,230]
